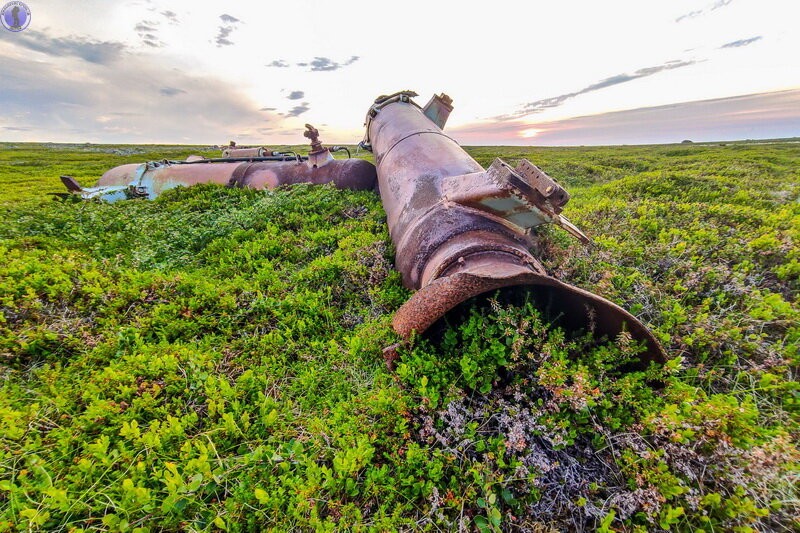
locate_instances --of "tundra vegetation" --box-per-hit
[0,141,797,532]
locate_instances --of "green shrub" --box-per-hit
[0,141,797,531]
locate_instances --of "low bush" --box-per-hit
[0,141,796,531]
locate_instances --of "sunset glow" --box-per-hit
[519,128,542,139]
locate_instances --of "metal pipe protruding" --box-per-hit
[365,91,664,364]
[222,147,270,158]
[91,158,377,201]
[64,126,377,202]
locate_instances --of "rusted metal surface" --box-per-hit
[221,140,273,158]
[363,91,665,364]
[303,124,325,154]
[63,125,376,202]
[79,158,377,202]
[392,267,664,366]
[222,147,271,158]
[62,96,664,364]
[422,93,454,129]
[304,124,335,169]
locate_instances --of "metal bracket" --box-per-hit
[360,90,420,151]
[444,158,590,243]
[60,176,133,203]
[421,93,454,129]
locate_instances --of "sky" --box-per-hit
[0,0,799,146]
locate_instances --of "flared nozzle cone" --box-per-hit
[393,260,665,366]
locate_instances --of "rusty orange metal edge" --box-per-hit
[393,271,665,365]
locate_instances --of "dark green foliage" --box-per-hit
[0,141,797,531]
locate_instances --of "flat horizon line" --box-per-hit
[2,136,800,149]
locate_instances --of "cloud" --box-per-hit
[676,9,703,22]
[287,91,305,100]
[134,21,157,32]
[8,30,126,64]
[710,0,734,12]
[300,56,360,72]
[0,51,284,144]
[215,27,234,46]
[451,90,800,146]
[135,20,164,47]
[720,36,762,48]
[308,57,337,71]
[139,35,161,48]
[266,56,359,71]
[499,60,697,119]
[286,103,310,117]
[259,107,277,111]
[161,10,178,23]
[215,14,241,47]
[159,87,187,97]
[676,0,733,22]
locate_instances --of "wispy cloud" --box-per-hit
[286,91,305,100]
[265,56,360,71]
[297,56,360,72]
[452,90,800,146]
[709,0,734,12]
[8,30,126,64]
[720,36,762,48]
[215,14,241,47]
[159,87,187,97]
[499,60,697,120]
[312,55,359,71]
[140,34,163,47]
[676,8,703,23]
[161,10,179,24]
[215,27,234,46]
[676,0,733,22]
[286,103,310,117]
[134,20,164,48]
[134,21,157,32]
[0,51,282,143]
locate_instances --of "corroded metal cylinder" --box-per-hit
[365,91,664,364]
[95,158,377,200]
[62,124,377,202]
[221,146,270,158]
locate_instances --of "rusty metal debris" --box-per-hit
[61,92,664,365]
[361,91,665,364]
[61,125,376,202]
[221,142,271,158]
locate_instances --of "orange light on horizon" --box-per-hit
[520,128,542,138]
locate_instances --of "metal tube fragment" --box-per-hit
[61,125,377,202]
[363,91,664,364]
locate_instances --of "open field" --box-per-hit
[0,141,798,531]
